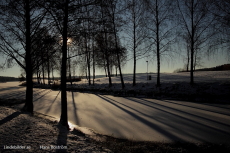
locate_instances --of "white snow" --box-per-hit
[75,71,230,85]
[0,81,21,87]
[1,71,230,143]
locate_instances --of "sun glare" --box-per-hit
[67,37,72,45]
[59,37,72,45]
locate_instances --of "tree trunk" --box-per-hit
[22,0,33,113]
[37,70,39,84]
[186,45,190,72]
[106,53,112,87]
[85,69,88,80]
[190,0,194,85]
[52,67,54,81]
[60,0,69,129]
[156,0,160,87]
[112,8,125,89]
[105,33,112,87]
[133,24,136,86]
[133,54,136,86]
[93,41,95,86]
[86,43,91,86]
[39,71,41,84]
[42,62,45,84]
[48,54,50,85]
[68,47,72,86]
[36,61,40,84]
[190,46,194,84]
[101,3,112,87]
[104,64,107,77]
[132,1,136,87]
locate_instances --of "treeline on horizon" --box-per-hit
[0,76,19,82]
[0,0,229,128]
[174,63,230,73]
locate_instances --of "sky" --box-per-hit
[0,50,228,78]
[0,0,229,78]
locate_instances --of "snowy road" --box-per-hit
[1,84,230,143]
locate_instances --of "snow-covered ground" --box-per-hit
[6,88,230,143]
[1,71,230,143]
[0,81,21,87]
[0,107,107,152]
[66,71,230,103]
[76,71,230,84]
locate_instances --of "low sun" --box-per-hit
[67,37,72,45]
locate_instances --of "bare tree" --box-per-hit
[45,0,98,128]
[32,27,58,85]
[59,0,69,128]
[144,0,177,87]
[99,1,113,87]
[125,0,147,86]
[43,0,70,128]
[109,0,126,89]
[212,0,230,60]
[177,0,217,84]
[0,0,47,113]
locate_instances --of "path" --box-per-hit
[1,83,230,143]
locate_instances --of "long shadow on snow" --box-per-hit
[0,88,50,100]
[125,97,230,135]
[56,124,68,153]
[162,99,230,116]
[0,112,21,126]
[45,90,61,114]
[33,89,52,97]
[0,86,24,92]
[33,89,53,102]
[0,90,26,99]
[194,102,230,111]
[96,94,181,141]
[71,91,79,125]
[102,95,208,141]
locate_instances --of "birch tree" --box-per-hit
[177,0,217,84]
[0,0,47,113]
[144,0,177,87]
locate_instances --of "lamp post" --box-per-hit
[146,61,148,81]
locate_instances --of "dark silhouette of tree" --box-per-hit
[110,0,125,89]
[31,27,57,85]
[42,0,69,128]
[59,0,69,128]
[45,0,98,128]
[212,0,230,60]
[125,0,147,86]
[99,1,113,87]
[144,0,177,87]
[0,0,47,113]
[177,0,218,84]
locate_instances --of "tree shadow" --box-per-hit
[45,90,61,114]
[0,88,50,100]
[125,97,230,134]
[162,99,230,116]
[96,94,181,141]
[0,91,27,99]
[56,124,68,153]
[0,112,21,126]
[71,91,79,125]
[33,89,52,97]
[95,94,230,142]
[33,90,53,102]
[0,86,24,92]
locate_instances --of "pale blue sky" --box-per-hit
[0,51,228,77]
